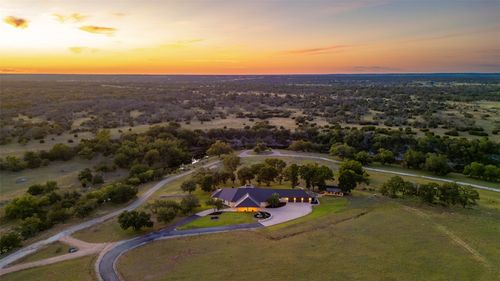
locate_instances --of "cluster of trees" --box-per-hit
[380,176,480,208]
[323,128,499,179]
[0,143,76,172]
[0,180,139,254]
[78,168,104,187]
[118,195,200,231]
[463,162,500,182]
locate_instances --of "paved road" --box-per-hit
[0,160,219,269]
[98,219,262,281]
[239,150,500,193]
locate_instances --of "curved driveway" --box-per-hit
[0,160,219,269]
[98,218,261,281]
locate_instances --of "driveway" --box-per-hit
[98,219,262,281]
[0,160,220,269]
[260,203,312,226]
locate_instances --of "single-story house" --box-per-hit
[324,186,344,197]
[211,185,313,212]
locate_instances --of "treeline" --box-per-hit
[2,124,499,183]
[380,176,479,208]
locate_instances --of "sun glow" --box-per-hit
[1,0,499,74]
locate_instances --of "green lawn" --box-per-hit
[117,191,500,281]
[2,255,97,281]
[11,241,71,265]
[177,212,256,230]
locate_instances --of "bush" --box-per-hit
[0,232,22,254]
[180,195,200,215]
[118,211,153,231]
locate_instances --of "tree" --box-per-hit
[92,174,104,185]
[105,183,138,203]
[375,148,394,165]
[0,232,22,254]
[381,176,407,198]
[206,140,233,158]
[354,151,371,165]
[266,193,281,207]
[3,156,26,171]
[299,163,317,190]
[288,140,314,152]
[237,166,254,185]
[144,149,160,166]
[78,168,93,187]
[18,216,44,239]
[457,185,479,208]
[424,154,450,176]
[4,194,41,219]
[256,165,279,186]
[206,198,224,212]
[264,158,286,183]
[180,195,200,214]
[417,182,439,204]
[222,153,241,173]
[283,163,299,188]
[74,199,98,218]
[181,179,197,194]
[403,149,426,169]
[48,143,74,161]
[312,165,334,191]
[338,160,369,193]
[23,151,42,169]
[329,143,355,159]
[195,169,216,192]
[118,211,153,231]
[157,207,178,224]
[437,182,460,206]
[253,142,269,154]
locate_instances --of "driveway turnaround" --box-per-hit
[260,203,312,226]
[98,218,262,281]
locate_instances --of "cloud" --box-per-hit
[4,16,28,28]
[351,65,402,72]
[53,13,87,23]
[79,25,116,35]
[284,45,351,55]
[68,46,99,54]
[0,68,25,73]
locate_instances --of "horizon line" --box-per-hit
[1,72,499,76]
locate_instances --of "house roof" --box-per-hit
[212,187,311,203]
[234,194,261,208]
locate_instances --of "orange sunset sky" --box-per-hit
[1,0,499,74]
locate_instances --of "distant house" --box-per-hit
[324,186,344,197]
[211,185,313,212]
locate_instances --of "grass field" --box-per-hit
[1,255,97,281]
[117,191,500,281]
[0,156,127,202]
[11,241,71,265]
[178,212,256,230]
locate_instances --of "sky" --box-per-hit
[0,0,499,74]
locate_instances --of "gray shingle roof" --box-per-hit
[212,187,311,203]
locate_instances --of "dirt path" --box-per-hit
[0,236,107,276]
[0,159,219,269]
[402,206,490,267]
